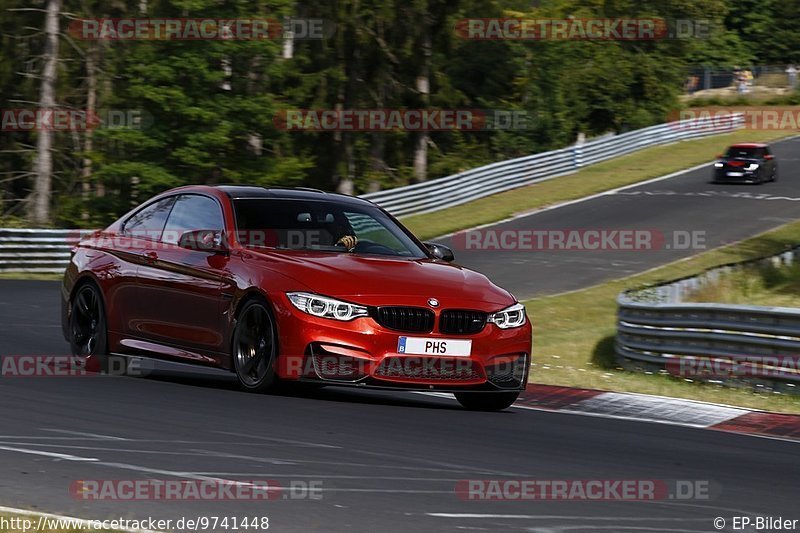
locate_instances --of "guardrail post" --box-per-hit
[573,132,585,169]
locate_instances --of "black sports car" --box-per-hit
[713,143,777,184]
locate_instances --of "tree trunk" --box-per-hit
[337,132,355,195]
[31,0,60,225]
[81,45,97,219]
[368,78,389,192]
[336,23,357,195]
[413,26,431,183]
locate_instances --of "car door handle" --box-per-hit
[143,251,158,264]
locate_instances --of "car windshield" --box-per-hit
[232,198,428,258]
[726,146,765,159]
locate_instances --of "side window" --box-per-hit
[123,197,176,241]
[344,211,409,254]
[162,195,225,245]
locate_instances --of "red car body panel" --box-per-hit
[62,185,532,391]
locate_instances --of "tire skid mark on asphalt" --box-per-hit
[348,447,526,477]
[0,436,118,440]
[615,190,800,201]
[0,428,533,495]
[0,445,278,488]
[0,439,515,484]
[0,441,240,457]
[192,473,466,481]
[0,435,323,446]
[0,443,486,495]
[213,430,342,448]
[0,438,502,476]
[190,448,519,476]
[215,423,527,477]
[40,428,129,440]
[0,447,504,495]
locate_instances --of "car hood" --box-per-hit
[245,249,515,309]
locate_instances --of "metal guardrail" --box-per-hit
[616,247,800,389]
[0,222,385,274]
[362,114,744,217]
[0,229,89,273]
[0,115,744,273]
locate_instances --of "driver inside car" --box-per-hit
[330,218,358,250]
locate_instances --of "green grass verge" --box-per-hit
[524,220,800,414]
[403,129,794,241]
[0,272,62,281]
[685,260,800,307]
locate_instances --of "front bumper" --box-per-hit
[273,296,532,392]
[714,168,760,182]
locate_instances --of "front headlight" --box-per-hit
[487,302,527,329]
[714,162,724,168]
[287,292,368,321]
[745,163,759,171]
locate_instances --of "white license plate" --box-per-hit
[727,171,744,177]
[397,337,472,357]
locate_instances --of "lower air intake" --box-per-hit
[374,356,484,382]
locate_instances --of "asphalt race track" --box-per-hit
[2,138,800,532]
[1,283,799,531]
[446,135,800,299]
[0,284,798,533]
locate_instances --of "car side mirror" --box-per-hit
[764,154,774,160]
[424,242,455,262]
[178,229,229,254]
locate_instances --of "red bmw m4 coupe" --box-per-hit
[62,186,532,410]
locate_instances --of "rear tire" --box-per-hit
[455,391,520,411]
[232,299,278,393]
[69,282,109,372]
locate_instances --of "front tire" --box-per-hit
[232,299,278,393]
[455,391,520,411]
